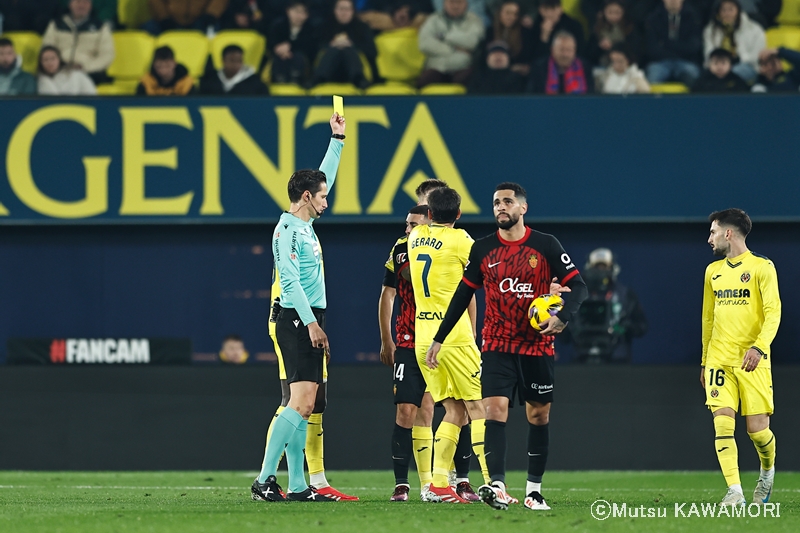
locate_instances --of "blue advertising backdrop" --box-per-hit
[0,96,798,365]
[1,96,799,224]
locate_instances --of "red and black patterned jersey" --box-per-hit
[462,226,582,357]
[382,236,416,348]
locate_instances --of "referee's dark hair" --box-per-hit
[427,187,461,224]
[415,179,448,199]
[409,205,429,215]
[709,208,752,237]
[287,169,327,202]
[495,182,527,202]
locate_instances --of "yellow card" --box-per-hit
[333,95,344,117]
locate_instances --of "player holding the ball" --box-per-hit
[426,182,587,511]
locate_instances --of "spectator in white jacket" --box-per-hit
[702,0,764,84]
[417,0,485,87]
[42,0,115,85]
[598,43,650,94]
[37,45,97,95]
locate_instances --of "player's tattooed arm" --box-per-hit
[538,315,567,336]
[378,285,397,366]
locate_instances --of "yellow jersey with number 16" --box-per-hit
[702,251,781,369]
[408,224,474,347]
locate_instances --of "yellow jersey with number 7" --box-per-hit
[408,224,474,347]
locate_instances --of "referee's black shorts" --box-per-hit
[275,307,326,385]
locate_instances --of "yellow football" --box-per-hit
[528,294,564,330]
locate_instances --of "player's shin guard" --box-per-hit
[286,418,309,493]
[306,413,325,476]
[258,407,302,483]
[431,422,460,488]
[714,415,741,487]
[453,424,472,480]
[483,420,507,484]
[527,423,549,485]
[412,425,433,486]
[470,419,490,484]
[748,427,776,470]
[392,424,413,485]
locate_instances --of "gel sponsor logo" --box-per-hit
[49,339,151,364]
[499,277,536,296]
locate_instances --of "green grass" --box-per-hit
[0,471,798,533]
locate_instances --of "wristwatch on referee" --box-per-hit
[331,134,345,140]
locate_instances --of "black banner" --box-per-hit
[6,338,192,365]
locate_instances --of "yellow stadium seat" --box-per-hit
[375,27,426,82]
[269,83,307,96]
[766,26,800,50]
[118,0,152,29]
[777,0,800,25]
[96,80,139,95]
[156,31,210,78]
[2,32,42,74]
[108,31,155,80]
[307,83,362,96]
[211,31,266,71]
[649,83,690,93]
[365,82,417,95]
[419,83,466,95]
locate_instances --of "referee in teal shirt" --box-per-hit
[252,113,346,502]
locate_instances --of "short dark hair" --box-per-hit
[223,334,243,344]
[539,0,562,7]
[222,44,244,59]
[153,46,175,61]
[287,169,327,203]
[495,182,527,202]
[287,0,308,8]
[409,205,429,216]
[427,187,461,224]
[709,48,734,63]
[0,38,13,48]
[709,208,752,237]
[415,179,448,199]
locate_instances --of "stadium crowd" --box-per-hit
[1,0,799,95]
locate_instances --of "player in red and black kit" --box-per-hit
[426,182,587,511]
[379,205,435,501]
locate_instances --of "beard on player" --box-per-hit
[495,212,519,230]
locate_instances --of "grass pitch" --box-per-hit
[1,471,798,533]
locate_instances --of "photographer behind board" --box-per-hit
[563,248,647,363]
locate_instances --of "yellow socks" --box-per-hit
[470,419,490,484]
[306,413,325,476]
[412,426,433,486]
[432,422,460,488]
[714,415,740,487]
[748,427,776,470]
